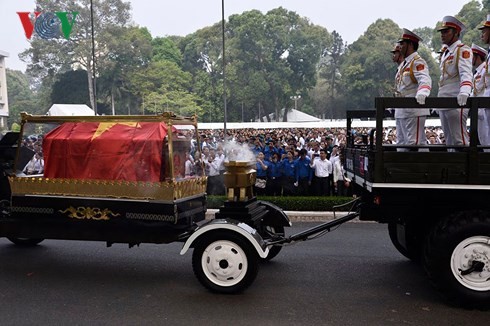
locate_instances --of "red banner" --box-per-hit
[43,122,168,182]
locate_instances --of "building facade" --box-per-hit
[0,50,9,130]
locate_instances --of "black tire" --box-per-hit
[192,231,259,294]
[261,225,285,261]
[7,238,44,246]
[388,221,422,262]
[423,211,490,310]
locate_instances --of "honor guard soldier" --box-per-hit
[470,43,490,150]
[437,16,473,148]
[391,42,404,65]
[394,28,432,151]
[478,14,490,151]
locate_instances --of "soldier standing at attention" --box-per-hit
[437,16,473,149]
[391,42,404,66]
[394,29,432,151]
[478,14,490,151]
[470,43,489,150]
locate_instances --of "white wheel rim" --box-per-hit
[451,236,490,291]
[201,240,248,287]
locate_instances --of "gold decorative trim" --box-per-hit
[9,176,207,201]
[59,206,120,220]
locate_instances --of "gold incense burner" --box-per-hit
[223,161,256,202]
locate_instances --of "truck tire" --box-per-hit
[423,211,490,309]
[192,231,259,294]
[388,221,422,262]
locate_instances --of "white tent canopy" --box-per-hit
[47,104,95,116]
[256,108,321,123]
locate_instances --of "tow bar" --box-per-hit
[266,198,361,246]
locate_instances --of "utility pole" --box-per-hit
[221,0,227,138]
[90,0,97,115]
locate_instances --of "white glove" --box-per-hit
[294,181,298,187]
[457,93,469,106]
[415,94,426,105]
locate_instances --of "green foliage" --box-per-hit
[18,1,482,119]
[51,70,90,105]
[339,19,401,110]
[207,196,354,211]
[130,60,204,116]
[6,69,38,125]
[152,37,183,66]
[21,0,133,110]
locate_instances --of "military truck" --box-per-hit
[344,97,490,309]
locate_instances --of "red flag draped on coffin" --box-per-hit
[43,122,168,182]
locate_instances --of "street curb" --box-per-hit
[205,209,366,222]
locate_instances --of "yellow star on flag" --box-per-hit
[91,122,140,140]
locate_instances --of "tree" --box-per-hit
[50,69,90,105]
[6,69,38,125]
[338,19,401,110]
[317,30,346,119]
[129,60,204,117]
[97,26,153,115]
[20,0,132,110]
[152,37,183,66]
[225,8,330,121]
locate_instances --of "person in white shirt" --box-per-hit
[333,152,350,196]
[470,43,489,151]
[477,15,490,151]
[394,28,432,151]
[310,149,332,196]
[23,152,44,175]
[205,150,223,195]
[437,16,473,148]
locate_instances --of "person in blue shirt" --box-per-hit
[263,141,278,161]
[267,153,283,196]
[251,138,264,156]
[295,148,312,196]
[281,151,296,196]
[254,152,269,196]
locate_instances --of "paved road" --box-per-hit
[0,223,487,325]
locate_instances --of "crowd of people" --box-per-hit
[189,124,451,197]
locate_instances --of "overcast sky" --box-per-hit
[1,0,473,71]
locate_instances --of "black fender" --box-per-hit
[257,200,291,228]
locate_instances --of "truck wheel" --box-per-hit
[388,221,422,262]
[7,238,44,246]
[192,231,259,294]
[423,211,490,309]
[261,225,284,261]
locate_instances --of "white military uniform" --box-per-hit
[483,52,490,150]
[395,52,431,150]
[477,15,490,151]
[471,45,490,150]
[438,40,473,146]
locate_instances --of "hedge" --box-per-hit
[206,195,355,211]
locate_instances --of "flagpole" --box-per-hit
[221,0,227,138]
[90,0,97,115]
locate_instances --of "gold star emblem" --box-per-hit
[91,122,140,140]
